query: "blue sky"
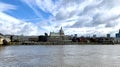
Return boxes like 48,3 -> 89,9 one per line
1,0 -> 48,22
0,0 -> 120,36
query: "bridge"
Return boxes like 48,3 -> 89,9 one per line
0,35 -> 11,46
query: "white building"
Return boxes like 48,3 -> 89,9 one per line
50,27 -> 64,37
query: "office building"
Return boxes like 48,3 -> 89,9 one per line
116,29 -> 120,38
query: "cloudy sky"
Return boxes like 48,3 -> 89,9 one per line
0,0 -> 120,37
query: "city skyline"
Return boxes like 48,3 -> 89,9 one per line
0,0 -> 120,37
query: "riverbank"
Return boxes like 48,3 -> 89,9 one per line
9,41 -> 116,45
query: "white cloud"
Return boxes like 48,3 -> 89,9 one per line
0,12 -> 40,35
21,0 -> 120,36
0,2 -> 41,36
0,2 -> 16,12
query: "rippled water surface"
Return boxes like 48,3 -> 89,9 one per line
0,45 -> 120,67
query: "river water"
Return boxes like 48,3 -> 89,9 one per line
0,45 -> 120,67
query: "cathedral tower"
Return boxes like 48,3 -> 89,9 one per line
59,27 -> 64,36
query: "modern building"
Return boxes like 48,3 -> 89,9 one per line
114,29 -> 120,43
107,34 -> 110,38
74,34 -> 77,38
116,29 -> 120,38
93,35 -> 96,38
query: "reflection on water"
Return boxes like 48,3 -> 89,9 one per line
0,45 -> 120,67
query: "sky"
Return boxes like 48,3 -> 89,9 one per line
0,0 -> 120,37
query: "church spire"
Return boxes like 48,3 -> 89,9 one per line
60,27 -> 63,31
59,27 -> 64,36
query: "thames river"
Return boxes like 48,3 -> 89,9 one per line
0,45 -> 120,67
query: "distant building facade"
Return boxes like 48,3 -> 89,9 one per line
116,29 -> 120,38
48,27 -> 70,42
93,35 -> 96,38
107,34 -> 110,38
114,29 -> 120,43
50,27 -> 64,37
38,36 -> 47,42
11,35 -> 38,42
